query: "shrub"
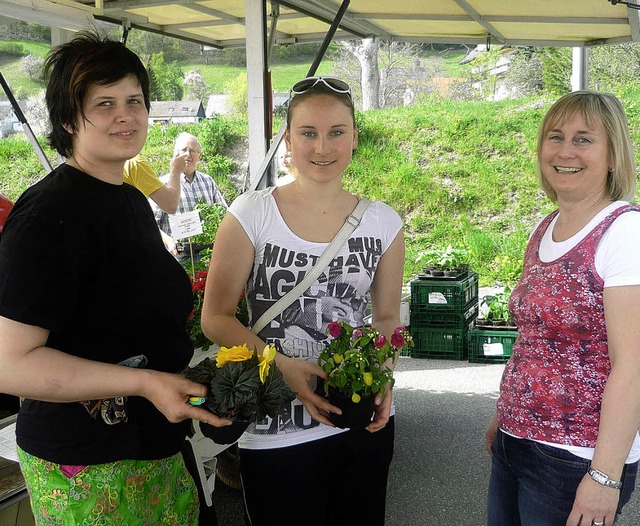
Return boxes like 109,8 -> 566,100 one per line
0,42 -> 25,57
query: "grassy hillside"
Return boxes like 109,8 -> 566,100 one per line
3,40 -> 640,287
0,93 -> 584,287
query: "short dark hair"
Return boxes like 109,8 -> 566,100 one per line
43,31 -> 151,158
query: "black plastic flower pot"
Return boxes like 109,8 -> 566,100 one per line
199,419 -> 251,445
327,386 -> 375,430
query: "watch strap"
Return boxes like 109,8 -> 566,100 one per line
588,467 -> 623,489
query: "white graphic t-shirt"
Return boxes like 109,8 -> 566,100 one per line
230,187 -> 403,450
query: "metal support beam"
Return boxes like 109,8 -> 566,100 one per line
246,0 -> 271,190
0,72 -> 52,174
571,47 -> 589,91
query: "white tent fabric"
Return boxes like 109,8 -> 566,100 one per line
1,0 -> 639,49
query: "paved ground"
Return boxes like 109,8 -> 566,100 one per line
211,357 -> 640,525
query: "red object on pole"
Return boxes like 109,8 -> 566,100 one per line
0,192 -> 13,233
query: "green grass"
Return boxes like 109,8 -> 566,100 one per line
187,61 -> 334,93
0,93 -> 606,287
2,40 -> 50,58
422,48 -> 469,77
0,41 -> 51,98
5,40 -> 640,288
0,58 -> 46,99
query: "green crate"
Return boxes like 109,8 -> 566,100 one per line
410,272 -> 478,311
409,326 -> 470,360
468,328 -> 518,364
411,301 -> 478,328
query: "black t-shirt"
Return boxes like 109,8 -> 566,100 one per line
0,164 -> 193,464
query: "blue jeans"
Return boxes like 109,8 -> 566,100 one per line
487,429 -> 638,526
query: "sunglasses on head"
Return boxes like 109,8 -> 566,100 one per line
289,77 -> 352,101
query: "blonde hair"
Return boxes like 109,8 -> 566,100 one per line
537,91 -> 636,202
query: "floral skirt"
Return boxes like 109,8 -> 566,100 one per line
17,447 -> 199,526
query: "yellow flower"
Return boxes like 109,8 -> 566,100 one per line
258,345 -> 277,383
216,344 -> 254,368
363,372 -> 373,386
333,353 -> 343,364
351,392 -> 361,404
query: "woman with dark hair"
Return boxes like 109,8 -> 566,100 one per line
201,77 -> 405,525
0,31 -> 228,524
486,91 -> 640,526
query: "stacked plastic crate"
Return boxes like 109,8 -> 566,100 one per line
468,328 -> 517,364
408,271 -> 479,360
468,289 -> 518,364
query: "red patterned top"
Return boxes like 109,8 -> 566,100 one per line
498,204 -> 639,447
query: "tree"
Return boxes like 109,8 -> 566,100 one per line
338,37 -> 380,110
20,54 -> 44,80
148,52 -> 184,100
467,48 -> 503,100
148,67 -> 160,101
378,42 -> 445,106
502,47 -> 543,97
225,73 -> 248,117
184,69 -> 209,101
23,90 -> 49,137
541,47 -> 571,95
589,43 -> 640,92
334,39 -> 445,109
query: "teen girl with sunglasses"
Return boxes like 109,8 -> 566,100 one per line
202,77 -> 405,525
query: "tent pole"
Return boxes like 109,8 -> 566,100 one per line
0,71 -> 53,174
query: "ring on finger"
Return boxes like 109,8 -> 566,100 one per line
593,521 -> 605,526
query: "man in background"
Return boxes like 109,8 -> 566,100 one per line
151,132 -> 228,256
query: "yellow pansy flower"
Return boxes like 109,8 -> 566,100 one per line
351,392 -> 361,404
363,372 -> 373,386
258,345 -> 277,383
216,344 -> 254,368
333,353 -> 343,364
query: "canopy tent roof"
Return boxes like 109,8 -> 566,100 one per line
2,0 -> 640,49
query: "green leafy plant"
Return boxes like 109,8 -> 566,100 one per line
482,287 -> 513,324
415,243 -> 470,270
318,322 -> 413,404
186,270 -> 210,350
185,270 -> 249,349
490,254 -> 523,286
185,344 -> 295,422
190,200 -> 226,247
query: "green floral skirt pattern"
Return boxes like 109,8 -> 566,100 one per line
17,447 -> 199,526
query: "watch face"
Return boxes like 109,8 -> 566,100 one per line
589,468 -> 621,488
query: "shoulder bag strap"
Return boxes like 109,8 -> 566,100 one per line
251,198 -> 371,335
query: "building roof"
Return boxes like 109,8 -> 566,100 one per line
149,100 -> 205,119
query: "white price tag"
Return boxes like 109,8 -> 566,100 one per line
169,210 -> 203,240
428,292 -> 448,305
483,342 -> 504,356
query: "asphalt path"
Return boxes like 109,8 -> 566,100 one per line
212,357 -> 640,525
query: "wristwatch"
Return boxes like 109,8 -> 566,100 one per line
588,467 -> 623,490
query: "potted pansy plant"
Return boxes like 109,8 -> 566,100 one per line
318,321 -> 414,429
185,344 -> 295,444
